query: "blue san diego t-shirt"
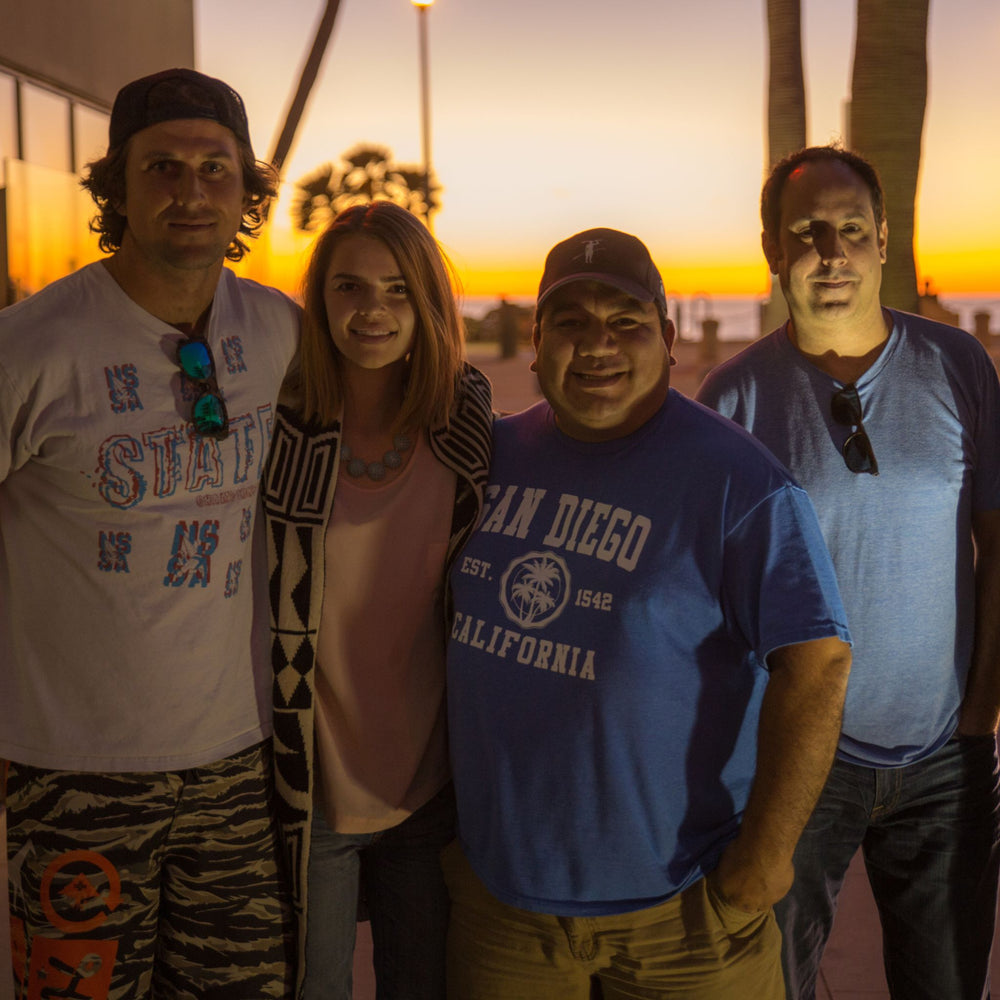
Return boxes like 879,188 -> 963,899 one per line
447,392 -> 849,915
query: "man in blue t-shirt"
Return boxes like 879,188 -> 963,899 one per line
697,146 -> 1000,1000
444,227 -> 853,999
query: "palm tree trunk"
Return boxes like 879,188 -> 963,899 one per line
849,0 -> 928,313
762,0 -> 807,334
267,0 -> 344,177
766,0 -> 807,165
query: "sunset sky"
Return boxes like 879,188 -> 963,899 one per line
195,0 -> 1000,302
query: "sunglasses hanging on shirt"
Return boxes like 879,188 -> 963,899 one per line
176,337 -> 230,440
830,384 -> 878,476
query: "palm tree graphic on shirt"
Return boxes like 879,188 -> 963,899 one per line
501,552 -> 570,628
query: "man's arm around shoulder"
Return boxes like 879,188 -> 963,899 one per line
712,635 -> 851,913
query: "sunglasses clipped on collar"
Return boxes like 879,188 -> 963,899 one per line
176,337 -> 230,440
830,384 -> 878,476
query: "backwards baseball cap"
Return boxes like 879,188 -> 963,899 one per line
109,68 -> 252,151
535,228 -> 668,319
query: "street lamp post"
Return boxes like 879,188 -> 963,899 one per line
411,0 -> 434,230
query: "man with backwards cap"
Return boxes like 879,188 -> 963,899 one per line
0,70 -> 298,995
443,228 -> 853,998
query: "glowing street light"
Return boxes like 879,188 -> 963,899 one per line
411,0 -> 434,230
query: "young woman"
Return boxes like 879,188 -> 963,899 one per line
262,201 -> 493,998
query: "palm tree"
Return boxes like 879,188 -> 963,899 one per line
766,0 -> 807,166
849,0 -> 929,313
510,557 -> 561,626
292,144 -> 442,232
761,0 -> 807,334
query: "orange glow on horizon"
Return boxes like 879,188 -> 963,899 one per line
234,189 -> 1000,303
238,234 -> 1000,304
454,262 -> 775,301
915,250 -> 1000,297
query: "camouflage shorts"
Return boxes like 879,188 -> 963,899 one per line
5,741 -> 293,999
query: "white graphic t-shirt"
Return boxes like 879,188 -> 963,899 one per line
0,262 -> 299,770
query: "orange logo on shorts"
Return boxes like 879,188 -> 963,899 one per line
39,851 -> 122,934
27,938 -> 116,1000
10,916 -> 27,986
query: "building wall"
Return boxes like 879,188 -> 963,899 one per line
0,0 -> 195,304
0,0 -> 195,109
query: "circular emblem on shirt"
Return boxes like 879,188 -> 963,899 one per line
499,551 -> 571,629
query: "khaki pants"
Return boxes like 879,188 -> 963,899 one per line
442,840 -> 784,1000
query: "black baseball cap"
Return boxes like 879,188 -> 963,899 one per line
535,228 -> 668,319
109,68 -> 252,151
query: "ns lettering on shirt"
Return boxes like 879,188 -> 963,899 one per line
90,334 -> 275,591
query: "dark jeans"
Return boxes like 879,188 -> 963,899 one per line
303,782 -> 455,1000
776,734 -> 1000,1000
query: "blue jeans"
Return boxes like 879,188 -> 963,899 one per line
303,782 -> 455,1000
776,734 -> 1000,1000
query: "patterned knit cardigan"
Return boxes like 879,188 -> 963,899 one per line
261,364 -> 493,995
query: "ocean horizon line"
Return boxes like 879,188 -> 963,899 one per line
460,292 -> 1000,341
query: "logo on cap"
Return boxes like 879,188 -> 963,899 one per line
580,240 -> 603,264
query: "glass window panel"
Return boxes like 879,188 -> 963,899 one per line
73,104 -> 110,172
5,158 -> 102,302
0,72 -> 16,185
21,83 -> 71,173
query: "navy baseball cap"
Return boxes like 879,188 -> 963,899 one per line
109,68 -> 252,151
536,228 -> 668,319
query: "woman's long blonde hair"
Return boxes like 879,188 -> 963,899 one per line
296,201 -> 465,431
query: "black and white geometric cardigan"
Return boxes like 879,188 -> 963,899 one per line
260,364 -> 493,995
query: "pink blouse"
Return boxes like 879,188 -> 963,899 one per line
313,432 -> 458,833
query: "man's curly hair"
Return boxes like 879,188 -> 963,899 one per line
80,138 -> 278,262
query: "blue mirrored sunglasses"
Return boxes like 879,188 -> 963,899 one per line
176,338 -> 230,440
